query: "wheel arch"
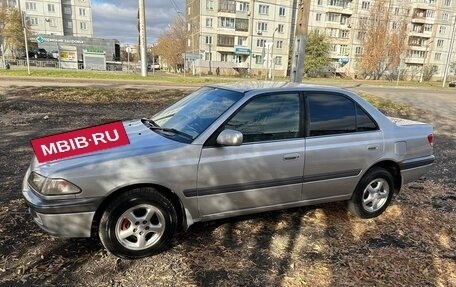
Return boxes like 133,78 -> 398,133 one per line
91,183 -> 186,236
365,160 -> 402,193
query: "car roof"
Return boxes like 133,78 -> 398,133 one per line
207,81 -> 344,94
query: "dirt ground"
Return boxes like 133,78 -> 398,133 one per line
0,86 -> 455,287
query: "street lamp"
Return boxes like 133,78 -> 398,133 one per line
21,11 -> 31,75
270,27 -> 279,80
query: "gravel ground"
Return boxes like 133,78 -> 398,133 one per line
0,86 -> 454,287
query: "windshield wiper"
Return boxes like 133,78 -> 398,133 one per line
149,127 -> 194,140
141,118 -> 159,128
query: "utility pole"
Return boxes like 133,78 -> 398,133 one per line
21,12 -> 31,75
138,0 -> 147,77
442,16 -> 456,88
290,0 -> 311,83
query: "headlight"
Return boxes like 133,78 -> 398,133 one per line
28,172 -> 46,192
28,172 -> 81,195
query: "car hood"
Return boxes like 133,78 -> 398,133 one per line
32,120 -> 186,175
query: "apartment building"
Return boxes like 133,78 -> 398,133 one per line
187,0 -> 456,79
1,0 -> 93,37
308,0 -> 456,79
187,0 -> 297,76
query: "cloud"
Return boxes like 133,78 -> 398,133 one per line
92,0 -> 184,44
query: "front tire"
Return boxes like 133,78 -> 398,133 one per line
99,188 -> 177,259
348,167 -> 395,219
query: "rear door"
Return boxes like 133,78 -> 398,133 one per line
196,92 -> 305,217
302,92 -> 384,200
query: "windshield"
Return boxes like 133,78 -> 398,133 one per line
151,87 -> 244,141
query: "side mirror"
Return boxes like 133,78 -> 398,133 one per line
216,129 -> 243,146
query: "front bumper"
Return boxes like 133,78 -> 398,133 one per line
22,169 -> 102,237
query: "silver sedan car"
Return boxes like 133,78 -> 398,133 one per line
23,82 -> 434,258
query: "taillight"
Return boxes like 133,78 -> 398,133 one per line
427,134 -> 434,146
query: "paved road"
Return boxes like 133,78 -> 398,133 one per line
1,77 -> 454,119
348,85 -> 456,120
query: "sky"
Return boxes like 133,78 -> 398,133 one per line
91,0 -> 185,45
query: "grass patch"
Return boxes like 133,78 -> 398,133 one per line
359,92 -> 418,117
33,86 -> 188,104
0,67 -> 238,84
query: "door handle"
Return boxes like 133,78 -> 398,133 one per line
283,153 -> 300,160
367,145 -> 379,151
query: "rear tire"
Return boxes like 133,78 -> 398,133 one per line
99,187 -> 177,259
348,167 -> 395,219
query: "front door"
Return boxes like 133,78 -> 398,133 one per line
196,92 -> 305,217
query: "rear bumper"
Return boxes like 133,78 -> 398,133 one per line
400,156 -> 434,185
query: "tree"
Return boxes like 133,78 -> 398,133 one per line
155,18 -> 186,72
360,0 -> 408,80
303,30 -> 331,77
0,6 -> 32,59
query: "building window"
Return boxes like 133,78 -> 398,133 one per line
317,0 -> 323,5
206,0 -> 214,10
328,0 -> 346,7
442,12 -> 449,21
326,13 -> 340,22
80,22 -> 87,30
426,10 -> 434,18
444,0 -> 452,5
188,39 -> 191,47
217,34 -> 235,47
259,4 -> 269,15
64,7 -> 71,14
357,31 -> 365,40
439,26 -> 446,34
257,22 -> 268,32
237,36 -> 246,46
257,39 -> 266,47
29,17 -> 38,25
221,53 -> 229,62
48,18 -> 57,27
25,2 -> 36,10
435,53 -> 441,61
339,44 -> 348,55
275,56 -> 282,65
206,18 -> 213,27
79,8 -> 86,16
355,46 -> 363,54
187,6 -> 191,15
237,1 -> 249,11
394,7 -> 399,15
326,28 -> 338,37
339,30 -> 349,38
187,23 -> 191,31
219,0 -> 236,13
219,17 -> 235,29
424,24 -> 432,32
278,7 -> 285,16
235,18 -> 249,31
48,4 -> 55,12
437,39 -> 444,47
66,21 -> 73,28
361,1 -> 370,10
205,36 -> 212,44
277,24 -> 284,33
255,55 -> 263,64
316,13 -> 321,21
276,40 -> 283,49
425,0 -> 436,3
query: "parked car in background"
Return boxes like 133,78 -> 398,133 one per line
22,82 -> 434,259
28,48 -> 48,59
449,81 -> 456,87
48,50 -> 59,60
